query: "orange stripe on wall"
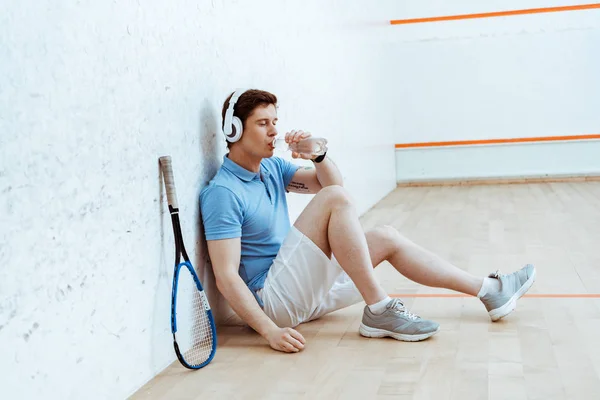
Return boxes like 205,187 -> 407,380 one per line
395,134 -> 600,149
391,293 -> 600,298
390,3 -> 600,25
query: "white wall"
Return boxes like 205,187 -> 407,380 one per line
387,1 -> 600,181
0,1 -> 401,399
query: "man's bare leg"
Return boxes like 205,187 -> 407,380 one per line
293,186 -> 387,305
363,225 -> 536,322
294,186 -> 534,327
364,226 -> 483,296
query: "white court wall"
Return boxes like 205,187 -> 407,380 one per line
387,1 -> 600,181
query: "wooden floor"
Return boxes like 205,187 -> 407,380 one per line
131,182 -> 600,400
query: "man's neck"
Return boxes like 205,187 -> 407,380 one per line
227,147 -> 262,173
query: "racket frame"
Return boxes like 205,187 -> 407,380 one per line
160,156 -> 217,370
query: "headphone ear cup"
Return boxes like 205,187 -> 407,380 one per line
227,116 -> 243,143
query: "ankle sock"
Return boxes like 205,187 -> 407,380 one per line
477,277 -> 500,298
368,296 -> 392,314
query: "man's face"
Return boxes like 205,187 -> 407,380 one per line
238,104 -> 279,158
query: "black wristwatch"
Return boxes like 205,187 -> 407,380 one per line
312,151 -> 327,163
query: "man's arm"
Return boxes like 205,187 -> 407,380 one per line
313,155 -> 343,187
286,157 -> 342,194
207,238 -> 305,353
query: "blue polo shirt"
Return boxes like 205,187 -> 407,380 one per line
200,155 -> 300,298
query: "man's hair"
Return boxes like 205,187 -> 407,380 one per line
221,89 -> 278,148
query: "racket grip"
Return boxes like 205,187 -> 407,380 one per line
159,156 -> 179,209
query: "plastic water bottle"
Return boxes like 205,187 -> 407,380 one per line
274,137 -> 328,158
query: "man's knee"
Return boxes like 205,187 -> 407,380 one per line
316,185 -> 352,208
372,225 -> 410,247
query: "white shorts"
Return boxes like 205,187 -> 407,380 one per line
257,226 -> 363,328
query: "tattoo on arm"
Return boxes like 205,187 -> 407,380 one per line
288,181 -> 311,193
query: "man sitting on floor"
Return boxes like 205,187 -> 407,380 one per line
200,89 -> 536,353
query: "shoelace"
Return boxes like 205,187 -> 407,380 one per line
389,298 -> 420,321
489,269 -> 502,278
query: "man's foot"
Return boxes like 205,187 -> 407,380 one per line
359,298 -> 440,342
480,264 -> 536,321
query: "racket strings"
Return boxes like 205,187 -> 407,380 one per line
176,270 -> 215,366
185,290 -> 214,364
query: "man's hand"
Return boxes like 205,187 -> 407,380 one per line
265,326 -> 306,353
285,129 -> 314,160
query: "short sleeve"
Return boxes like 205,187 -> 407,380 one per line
200,185 -> 244,240
271,157 -> 300,187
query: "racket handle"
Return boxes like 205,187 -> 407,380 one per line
159,156 -> 179,209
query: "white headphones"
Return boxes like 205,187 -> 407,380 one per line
223,88 -> 248,143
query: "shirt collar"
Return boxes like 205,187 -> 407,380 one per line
222,155 -> 261,182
